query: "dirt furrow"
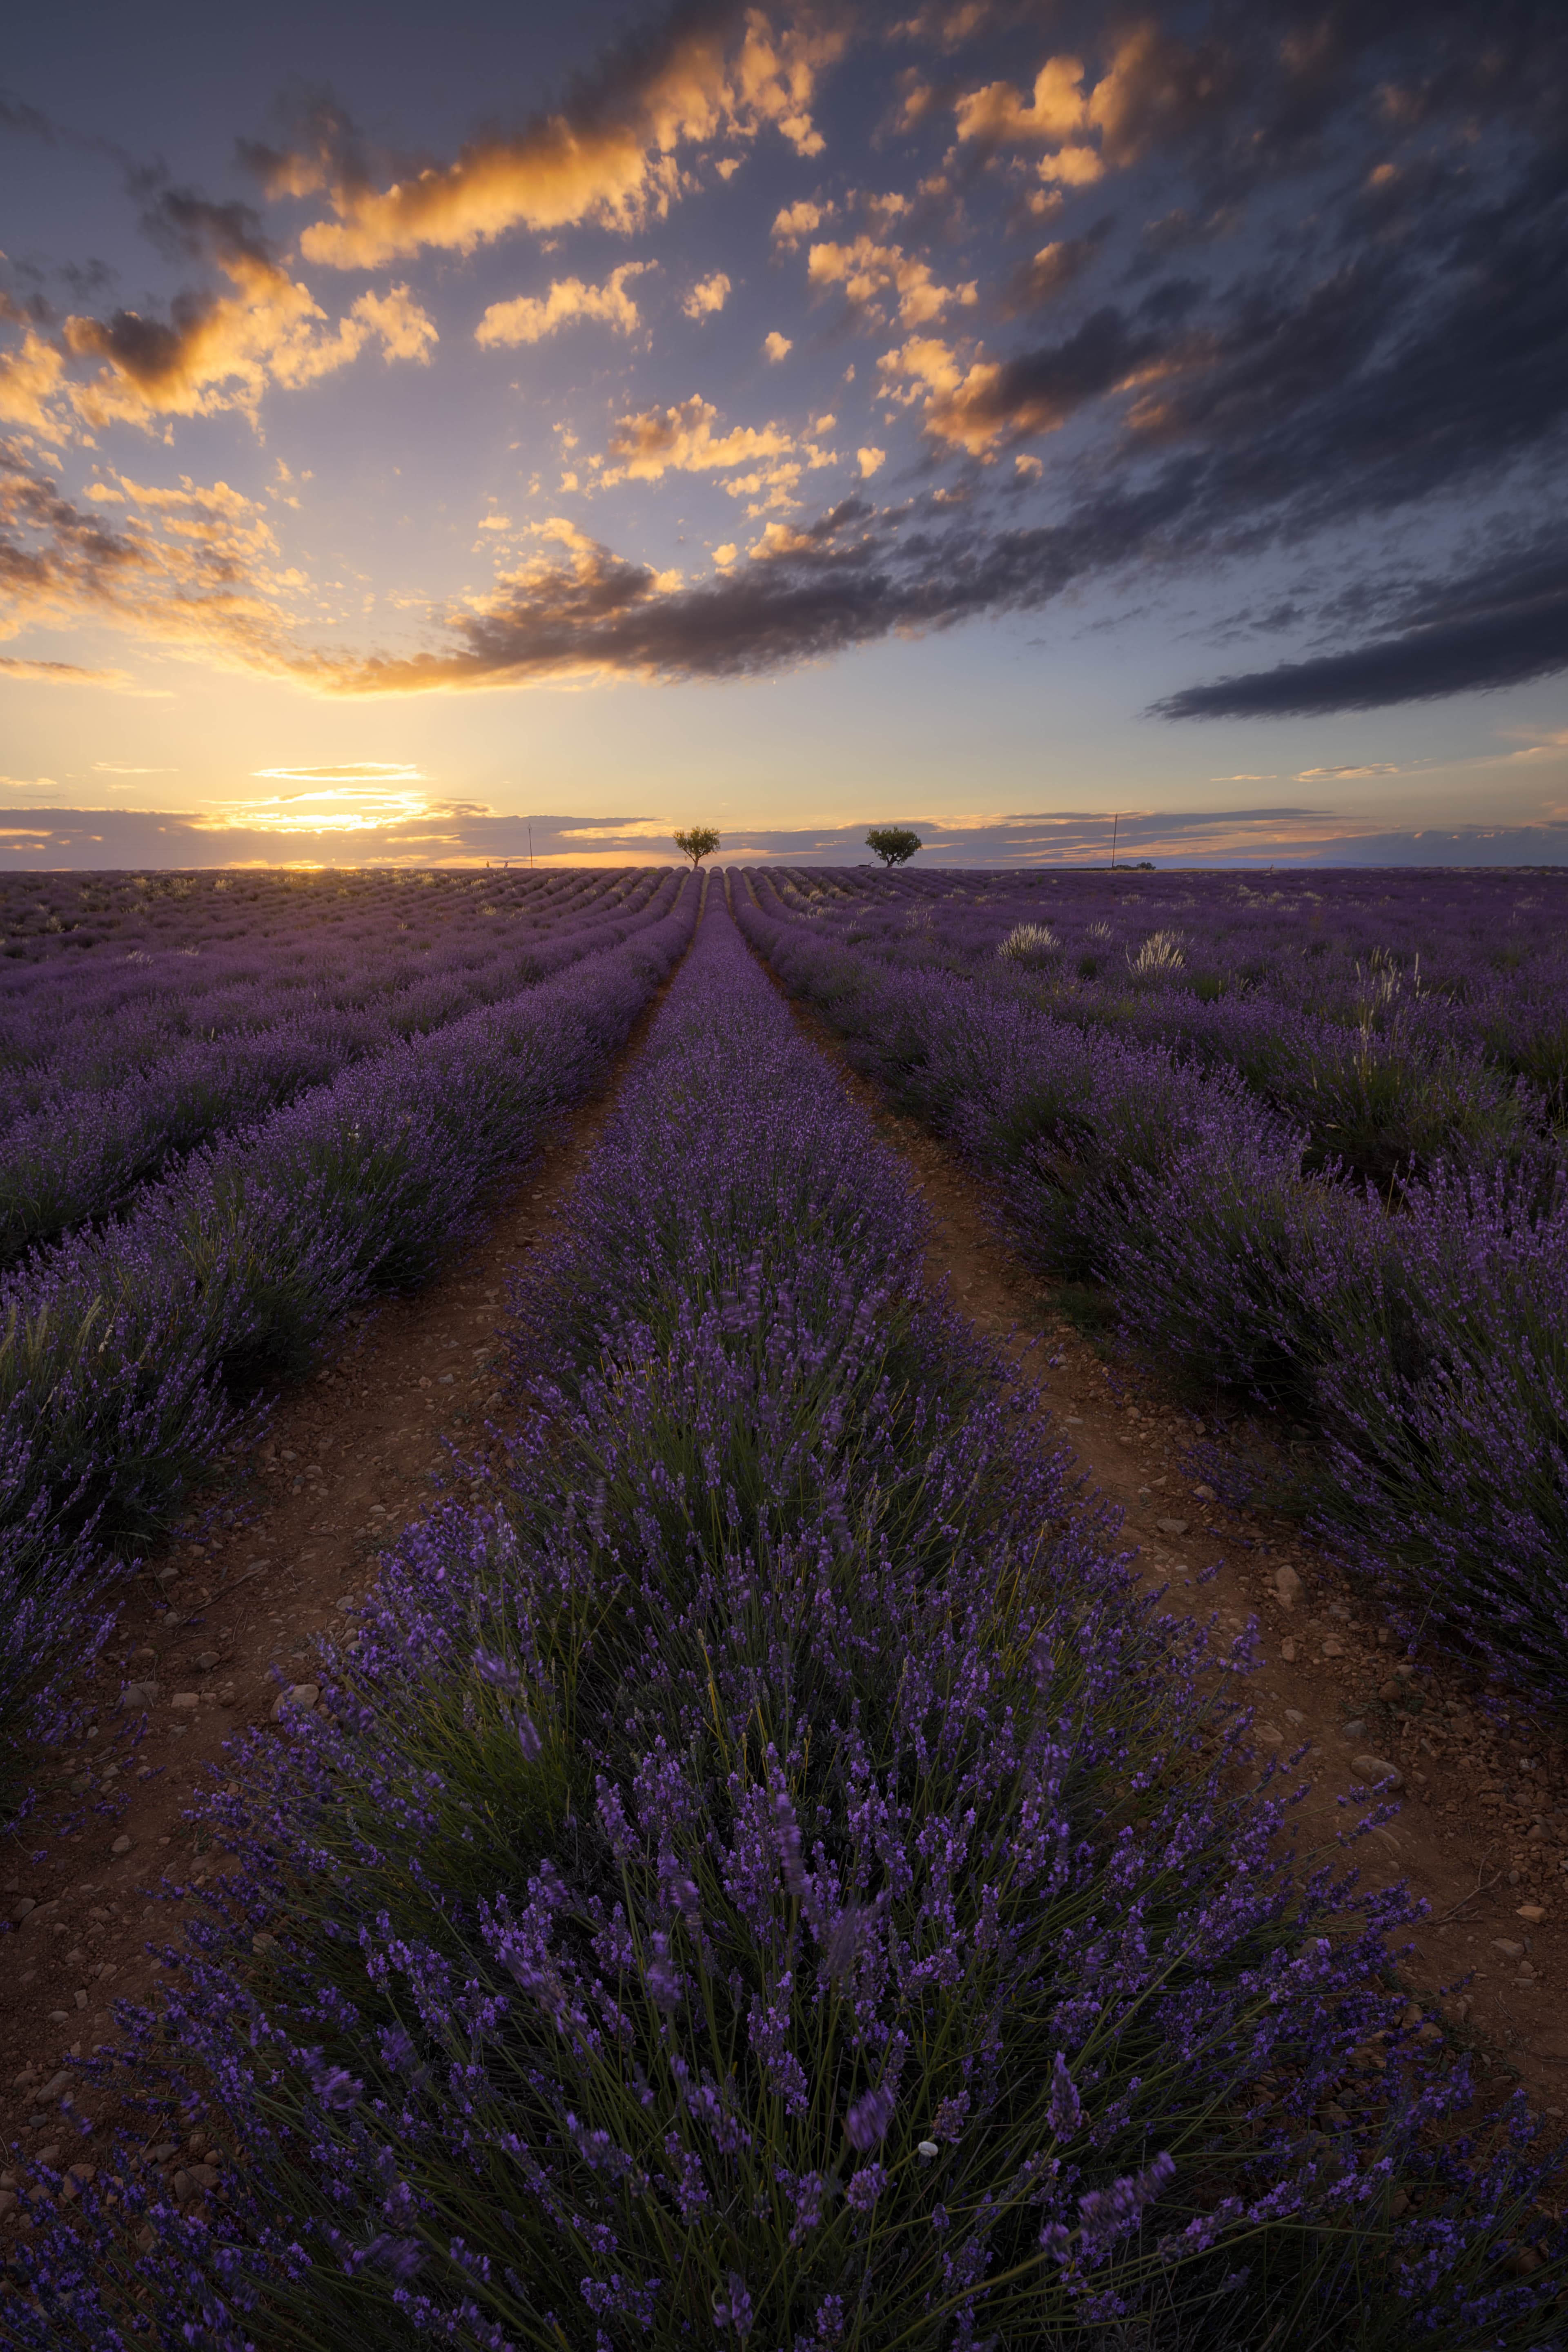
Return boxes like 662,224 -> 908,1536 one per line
0,944 -> 693,2166
764,974 -> 1568,2123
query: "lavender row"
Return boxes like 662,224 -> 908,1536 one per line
0,877 -> 696,1820
738,878 -> 1568,1712
0,869 -> 659,1121
18,889 -> 1561,2347
766,872 -> 1561,1188
0,874 -> 676,1265
0,864 -> 612,989
771,866 -> 1568,1048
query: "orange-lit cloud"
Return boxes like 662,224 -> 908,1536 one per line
806,235 -> 976,325
0,654 -> 136,688
879,305 -> 1164,456
953,52 -> 1104,186
772,197 -> 832,249
58,258 -> 435,430
290,11 -> 844,270
953,24 -> 1221,193
954,55 -> 1091,144
0,445 -> 312,679
682,271 -> 733,319
594,395 -> 796,486
475,262 -> 651,347
877,335 -> 1006,454
199,776 -> 442,833
0,332 -> 69,432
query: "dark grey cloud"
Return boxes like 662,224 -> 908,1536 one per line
1154,538 -> 1568,717
0,90 -> 61,143
1002,219 -> 1115,312
138,187 -> 277,270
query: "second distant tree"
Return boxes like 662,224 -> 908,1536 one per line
865,826 -> 922,868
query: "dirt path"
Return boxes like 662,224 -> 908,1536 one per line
759,973 -> 1568,2122
0,942 -> 694,2178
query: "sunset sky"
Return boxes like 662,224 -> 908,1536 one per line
2,0 -> 1565,866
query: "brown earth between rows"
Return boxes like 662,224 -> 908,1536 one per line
766,978 -> 1568,2131
0,950 -> 688,2196
2,912 -> 1564,2230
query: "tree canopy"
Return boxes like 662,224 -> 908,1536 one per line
673,827 -> 721,868
865,826 -> 922,868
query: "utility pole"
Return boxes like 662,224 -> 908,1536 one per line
1110,812 -> 1119,870
528,824 -> 534,870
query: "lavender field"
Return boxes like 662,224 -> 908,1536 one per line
0,868 -> 694,1813
741,867 -> 1568,1713
5,869 -> 1568,2347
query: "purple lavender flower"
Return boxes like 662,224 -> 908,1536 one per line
819,1904 -> 865,1982
713,2272 -> 753,2336
377,2023 -> 417,2074
844,2164 -> 888,2212
365,2232 -> 425,2281
472,1648 -> 521,1692
1047,2051 -> 1082,2138
1077,2149 -> 1177,2256
772,1785 -> 807,1897
844,2085 -> 895,2152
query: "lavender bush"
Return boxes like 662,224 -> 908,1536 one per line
0,876 -> 695,1822
0,869 -> 673,1260
13,895 -> 1563,2348
737,874 -> 1568,1709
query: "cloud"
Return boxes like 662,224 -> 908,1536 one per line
92,761 -> 178,772
1294,763 -> 1402,781
7,1 -> 1568,726
476,262 -> 651,347
682,271 -> 731,318
763,329 -> 793,361
954,55 -> 1094,146
4,196 -> 434,430
0,331 -> 69,430
349,284 -> 438,364
594,396 -> 795,486
24,800 -> 1560,873
252,761 -> 426,782
1154,541 -> 1568,719
282,9 -> 843,270
857,446 -> 886,477
953,52 -> 1104,187
61,268 -> 436,427
0,439 -> 314,677
1004,223 -> 1113,312
200,780 -> 450,834
880,308 -> 1166,457
771,197 -> 832,250
0,653 -> 136,687
806,236 -> 976,326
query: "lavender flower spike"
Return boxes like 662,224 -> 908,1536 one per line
1047,2051 -> 1082,2138
845,2085 -> 895,2152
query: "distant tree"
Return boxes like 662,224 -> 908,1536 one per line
674,827 -> 721,868
866,826 -> 922,868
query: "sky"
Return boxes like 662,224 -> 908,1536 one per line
2,0 -> 1566,869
